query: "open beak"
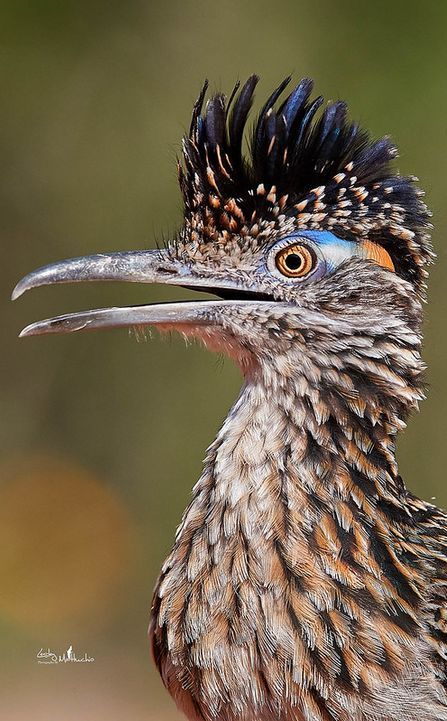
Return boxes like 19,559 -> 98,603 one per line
11,248 -> 259,337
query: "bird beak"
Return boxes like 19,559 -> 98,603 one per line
11,249 -> 250,338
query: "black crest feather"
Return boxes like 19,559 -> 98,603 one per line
179,75 -> 432,295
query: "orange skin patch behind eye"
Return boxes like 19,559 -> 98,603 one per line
360,240 -> 395,272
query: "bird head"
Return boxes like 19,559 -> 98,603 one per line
13,76 -> 432,395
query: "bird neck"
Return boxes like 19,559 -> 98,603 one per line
202,365 -> 418,517
173,331 -> 426,609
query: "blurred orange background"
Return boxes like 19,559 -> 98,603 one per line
2,1 -> 447,719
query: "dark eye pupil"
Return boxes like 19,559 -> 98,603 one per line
285,253 -> 303,271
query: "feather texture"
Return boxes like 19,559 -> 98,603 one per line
179,76 -> 432,295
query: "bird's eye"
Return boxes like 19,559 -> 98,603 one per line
275,244 -> 316,278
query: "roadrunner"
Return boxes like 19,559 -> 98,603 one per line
13,76 -> 447,721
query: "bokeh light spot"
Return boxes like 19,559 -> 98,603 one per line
0,455 -> 135,629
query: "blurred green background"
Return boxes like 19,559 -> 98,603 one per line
2,1 -> 446,718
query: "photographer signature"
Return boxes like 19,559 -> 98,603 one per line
36,644 -> 95,664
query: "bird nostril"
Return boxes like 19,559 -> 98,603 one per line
156,265 -> 177,276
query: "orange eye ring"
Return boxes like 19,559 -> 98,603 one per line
275,244 -> 316,278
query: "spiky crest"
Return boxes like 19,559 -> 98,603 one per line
178,75 -> 432,295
